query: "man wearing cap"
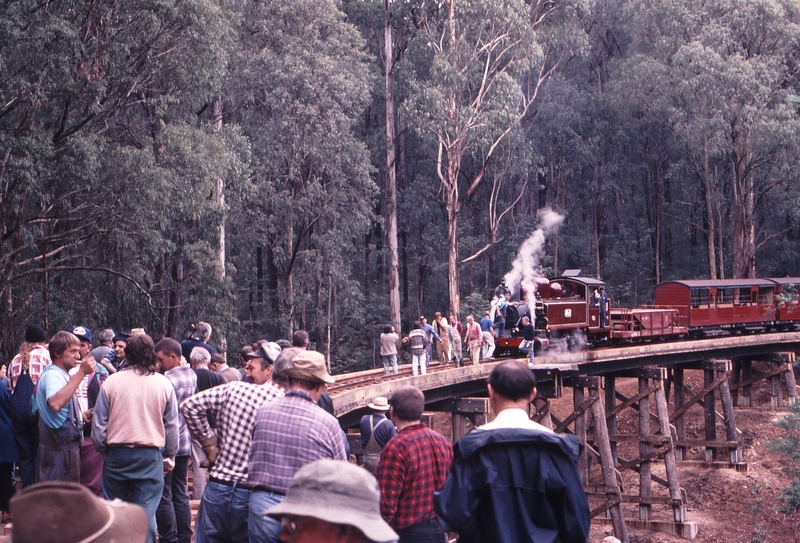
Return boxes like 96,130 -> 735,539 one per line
375,386 -> 453,543
7,324 -> 51,488
181,341 -> 285,543
100,332 -> 129,371
246,349 -> 346,543
154,338 -> 198,543
359,396 -> 396,474
265,459 -> 398,543
480,310 -> 495,360
10,481 -> 149,543
434,360 -> 590,543
36,331 -> 96,483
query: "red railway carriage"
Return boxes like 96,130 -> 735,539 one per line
769,277 -> 800,329
653,279 -> 776,333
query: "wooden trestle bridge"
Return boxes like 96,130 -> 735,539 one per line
329,332 -> 800,543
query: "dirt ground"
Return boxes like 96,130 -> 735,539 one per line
431,365 -> 799,543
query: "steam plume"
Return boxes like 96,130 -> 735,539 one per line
503,208 -> 564,302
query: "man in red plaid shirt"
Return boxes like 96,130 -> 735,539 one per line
375,386 -> 453,543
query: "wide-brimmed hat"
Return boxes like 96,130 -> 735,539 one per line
10,481 -> 148,543
283,350 -> 335,384
265,459 -> 398,543
369,396 -> 390,411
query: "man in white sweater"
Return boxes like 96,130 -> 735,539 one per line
92,333 -> 179,543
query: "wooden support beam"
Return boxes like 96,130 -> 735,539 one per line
717,365 -> 741,463
673,368 -> 686,460
589,386 -> 629,543
655,375 -> 688,522
742,359 -> 753,407
605,376 -> 618,467
574,386 -> 588,483
555,397 -> 597,434
532,397 -> 553,430
670,378 -> 726,422
704,367 -> 717,462
639,377 -> 652,521
427,397 -> 489,413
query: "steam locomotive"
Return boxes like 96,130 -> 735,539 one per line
494,271 -> 800,356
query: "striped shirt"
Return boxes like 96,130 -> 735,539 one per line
247,389 -> 346,493
180,380 -> 284,483
164,365 -> 198,457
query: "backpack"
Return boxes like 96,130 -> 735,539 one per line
10,368 -> 37,429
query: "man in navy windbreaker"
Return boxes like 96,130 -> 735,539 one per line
434,360 -> 590,543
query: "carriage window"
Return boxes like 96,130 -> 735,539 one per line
760,287 -> 775,305
736,287 -> 751,306
777,284 -> 798,304
691,288 -> 709,308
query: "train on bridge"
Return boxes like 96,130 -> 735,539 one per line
495,273 -> 800,356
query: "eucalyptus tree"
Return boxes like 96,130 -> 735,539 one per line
0,0 -> 245,351
618,0 -> 800,279
400,0 -> 588,317
227,0 -> 376,351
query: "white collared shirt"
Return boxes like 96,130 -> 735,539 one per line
478,407 -> 553,433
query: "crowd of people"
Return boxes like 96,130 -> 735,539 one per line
0,319 -> 591,543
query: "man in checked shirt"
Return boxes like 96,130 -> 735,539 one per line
246,349 -> 347,543
375,386 -> 453,543
180,341 -> 286,543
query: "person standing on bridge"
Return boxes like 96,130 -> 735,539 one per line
464,315 -> 482,366
376,386 -> 453,543
480,311 -> 495,360
380,325 -> 400,376
180,341 -> 285,543
246,350 -> 346,543
434,360 -> 590,543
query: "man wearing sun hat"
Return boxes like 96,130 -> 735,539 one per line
10,481 -> 149,543
247,349 -> 347,543
265,458 -> 398,543
359,396 -> 396,474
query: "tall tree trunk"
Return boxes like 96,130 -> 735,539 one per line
385,0 -> 401,331
731,124 -> 756,278
213,99 -> 227,352
701,138 -> 718,279
445,142 -> 461,319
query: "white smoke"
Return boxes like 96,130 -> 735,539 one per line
503,208 -> 564,303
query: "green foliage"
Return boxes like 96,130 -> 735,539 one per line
767,403 -> 800,536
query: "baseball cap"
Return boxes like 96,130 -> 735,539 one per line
284,350 -> 334,384
265,459 -> 398,543
70,326 -> 92,343
10,481 -> 148,543
244,341 -> 281,365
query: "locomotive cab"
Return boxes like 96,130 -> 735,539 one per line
539,274 -> 610,344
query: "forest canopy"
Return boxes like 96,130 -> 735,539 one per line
1,0 -> 799,369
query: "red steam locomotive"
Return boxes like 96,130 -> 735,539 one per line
494,272 -> 800,356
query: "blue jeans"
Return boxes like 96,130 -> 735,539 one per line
195,480 -> 250,543
248,489 -> 284,543
396,518 -> 448,543
103,446 -> 164,543
156,455 -> 192,543
382,354 -> 398,375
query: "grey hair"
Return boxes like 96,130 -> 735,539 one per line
192,322 -> 212,342
98,328 -> 115,344
190,346 -> 211,366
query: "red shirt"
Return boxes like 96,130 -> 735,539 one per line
375,423 -> 454,530
465,322 -> 481,341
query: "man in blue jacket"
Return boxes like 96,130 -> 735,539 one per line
434,360 -> 590,543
